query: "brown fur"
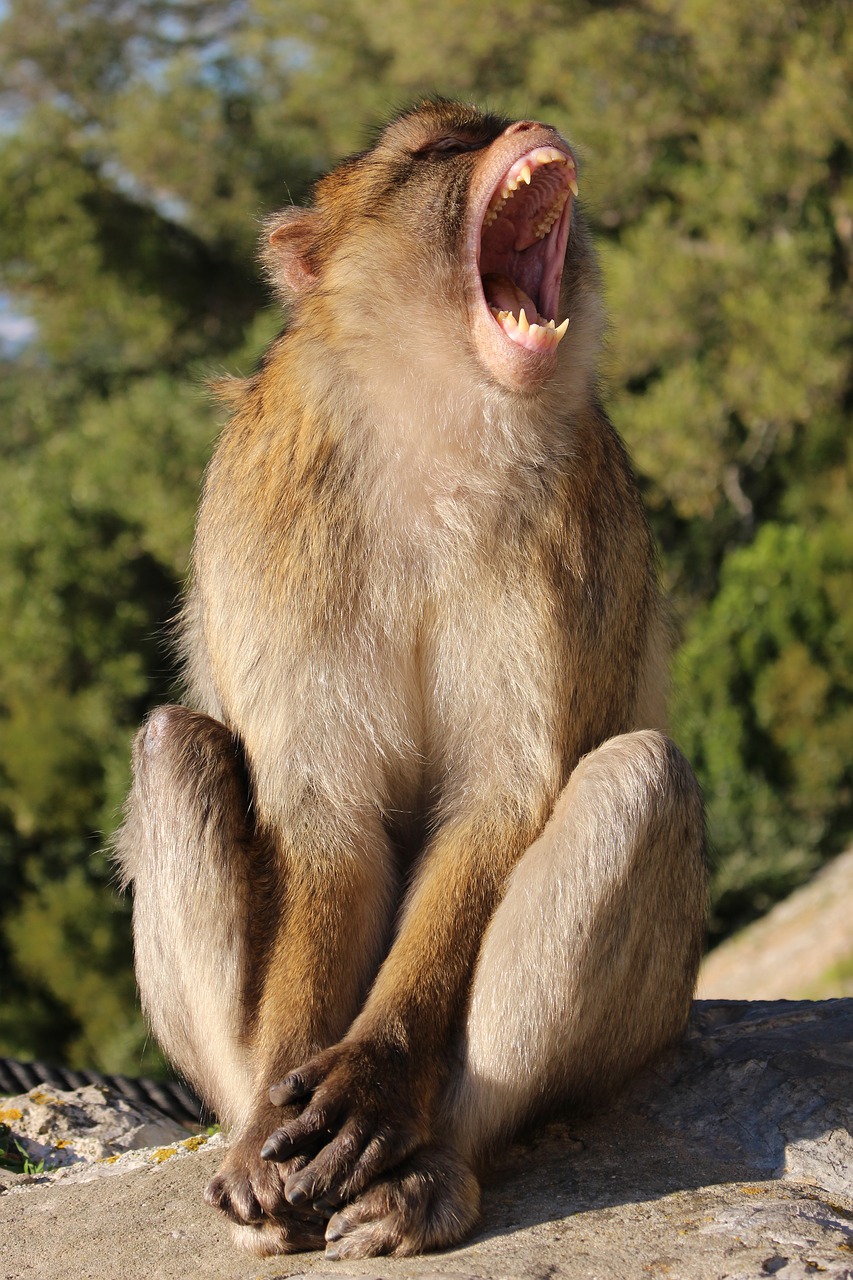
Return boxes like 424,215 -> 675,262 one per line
116,100 -> 707,1260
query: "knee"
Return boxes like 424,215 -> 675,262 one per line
133,705 -> 234,776
134,705 -> 185,761
553,731 -> 706,886
574,730 -> 702,819
578,728 -> 672,777
118,706 -> 247,886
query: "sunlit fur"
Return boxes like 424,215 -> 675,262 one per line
116,101 -> 707,1261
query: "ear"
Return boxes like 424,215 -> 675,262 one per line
261,208 -> 321,296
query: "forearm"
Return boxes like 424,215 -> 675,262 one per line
352,809 -> 539,1057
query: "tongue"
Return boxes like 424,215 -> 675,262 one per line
482,272 -> 539,324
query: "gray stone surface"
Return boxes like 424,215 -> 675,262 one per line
0,1081 -> 193,1181
1,1000 -> 852,1280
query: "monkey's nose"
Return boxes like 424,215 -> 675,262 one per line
504,120 -> 539,136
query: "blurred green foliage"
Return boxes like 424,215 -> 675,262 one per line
0,0 -> 851,1071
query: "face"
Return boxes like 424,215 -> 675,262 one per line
276,102 -> 590,395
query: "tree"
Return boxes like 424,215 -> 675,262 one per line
674,512 -> 853,939
0,0 -> 851,1071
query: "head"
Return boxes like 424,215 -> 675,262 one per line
263,100 -> 603,401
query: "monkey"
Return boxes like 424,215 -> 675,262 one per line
116,99 -> 707,1262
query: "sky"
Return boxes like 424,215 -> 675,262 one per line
0,296 -> 36,352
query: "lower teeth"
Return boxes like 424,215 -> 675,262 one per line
488,307 -> 570,346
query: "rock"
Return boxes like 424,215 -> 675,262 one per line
0,1082 -> 217,1186
630,999 -> 853,1200
1,1000 -> 852,1279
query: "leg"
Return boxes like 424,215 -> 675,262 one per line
324,730 -> 706,1257
449,728 -> 707,1161
116,705 -> 397,1256
115,706 -> 257,1128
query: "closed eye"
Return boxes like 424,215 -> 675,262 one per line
418,135 -> 488,156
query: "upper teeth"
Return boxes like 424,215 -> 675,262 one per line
483,148 -> 577,233
532,190 -> 569,238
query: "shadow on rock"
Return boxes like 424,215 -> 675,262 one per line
477,998 -> 853,1242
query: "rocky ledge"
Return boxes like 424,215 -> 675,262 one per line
1,999 -> 852,1280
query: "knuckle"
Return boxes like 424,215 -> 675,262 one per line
339,1129 -> 361,1159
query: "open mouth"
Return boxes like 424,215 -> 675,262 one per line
478,145 -> 577,354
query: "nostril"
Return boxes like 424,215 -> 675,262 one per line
506,120 -> 537,135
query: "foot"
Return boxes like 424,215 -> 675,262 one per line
204,1132 -> 327,1256
322,1146 -> 480,1259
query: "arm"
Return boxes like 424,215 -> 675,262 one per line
261,804 -> 543,1208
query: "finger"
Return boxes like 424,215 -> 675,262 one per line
325,1202 -> 402,1260
312,1130 -> 399,1210
325,1200 -> 373,1242
284,1121 -> 363,1206
260,1100 -> 336,1162
204,1173 -> 263,1224
269,1060 -> 324,1107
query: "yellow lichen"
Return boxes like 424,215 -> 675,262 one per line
54,1139 -> 72,1149
181,1135 -> 208,1152
151,1146 -> 177,1162
0,1108 -> 23,1121
30,1091 -> 57,1106
101,1154 -> 122,1164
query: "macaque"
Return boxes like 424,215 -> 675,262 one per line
117,100 -> 707,1261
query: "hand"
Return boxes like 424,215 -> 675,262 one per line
261,1037 -> 432,1211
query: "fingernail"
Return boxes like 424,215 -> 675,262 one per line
260,1139 -> 279,1160
286,1184 -> 307,1205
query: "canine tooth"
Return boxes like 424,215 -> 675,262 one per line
569,178 -> 579,197
555,318 -> 570,342
519,163 -> 532,185
517,309 -> 530,334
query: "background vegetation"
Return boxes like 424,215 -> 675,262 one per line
0,0 -> 851,1075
